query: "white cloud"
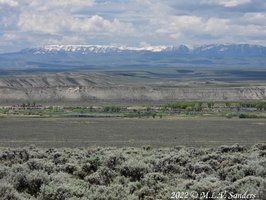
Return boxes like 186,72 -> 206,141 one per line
28,0 -> 95,11
2,32 -> 20,40
218,0 -> 251,7
0,0 -> 18,7
154,15 -> 230,39
202,0 -> 252,7
18,12 -> 134,35
17,0 -> 134,36
72,15 -> 134,34
1,0 -> 266,51
48,0 -> 94,7
18,12 -> 66,34
40,36 -> 86,46
242,12 -> 266,25
204,18 -> 230,35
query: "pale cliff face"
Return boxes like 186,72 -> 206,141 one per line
0,73 -> 265,104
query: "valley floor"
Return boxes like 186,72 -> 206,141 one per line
0,118 -> 265,148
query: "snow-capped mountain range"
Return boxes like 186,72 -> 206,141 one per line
43,45 -> 173,53
23,44 -> 184,55
1,44 -> 266,71
21,44 -> 266,57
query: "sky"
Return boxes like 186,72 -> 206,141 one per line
0,0 -> 266,52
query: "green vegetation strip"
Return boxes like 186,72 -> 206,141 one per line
0,101 -> 265,119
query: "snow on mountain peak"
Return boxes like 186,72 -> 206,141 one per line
43,44 -> 172,53
22,43 -> 266,57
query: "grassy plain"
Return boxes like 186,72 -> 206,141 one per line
0,117 -> 265,148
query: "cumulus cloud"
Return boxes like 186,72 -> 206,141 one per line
201,0 -> 252,7
45,0 -> 94,7
154,15 -> 230,40
72,15 -> 134,34
18,12 -> 65,34
241,12 -> 266,25
2,32 -> 20,40
28,0 -> 95,12
18,12 -> 134,35
217,0 -> 252,7
0,0 -> 266,52
18,0 -> 134,34
0,0 -> 18,7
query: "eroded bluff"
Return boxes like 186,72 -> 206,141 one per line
0,73 -> 265,104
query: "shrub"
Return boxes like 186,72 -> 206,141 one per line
259,150 -> 266,157
193,162 -> 214,175
85,167 -> 116,185
142,145 -> 152,151
219,144 -> 245,153
142,173 -> 167,187
201,153 -> 221,162
88,185 -> 128,200
154,158 -> 183,174
239,113 -> 266,119
219,154 -> 246,168
41,185 -> 73,200
253,143 -> 266,151
0,149 -> 29,164
205,159 -> 220,171
167,102 -> 197,110
255,159 -> 266,177
140,172 -> 168,198
218,164 -> 246,182
181,163 -> 195,179
53,152 -> 68,165
40,172 -> 89,200
64,163 -> 78,174
120,160 -> 150,181
105,153 -> 125,170
153,151 -> 189,174
0,165 -> 9,179
136,186 -> 156,200
26,159 -> 54,174
128,181 -> 142,194
258,182 -> 266,200
0,182 -> 24,200
13,171 -> 49,197
82,157 -> 101,174
188,177 -> 222,198
225,112 -> 233,118
231,176 -> 266,195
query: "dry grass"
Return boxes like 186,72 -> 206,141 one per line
0,118 -> 265,148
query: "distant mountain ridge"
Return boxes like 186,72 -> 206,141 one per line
20,44 -> 266,57
0,44 -> 266,103
1,43 -> 266,72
